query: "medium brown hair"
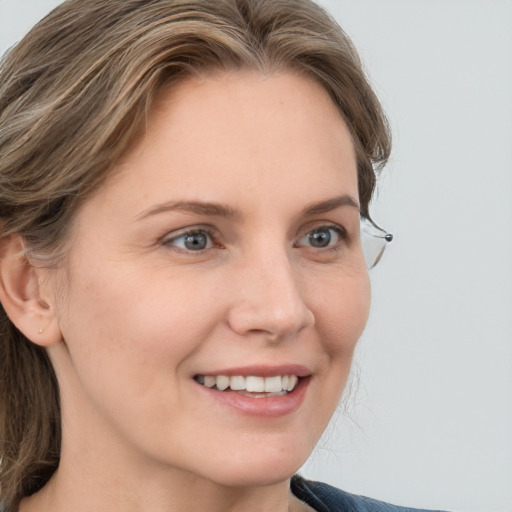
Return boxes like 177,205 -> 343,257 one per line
0,0 -> 391,509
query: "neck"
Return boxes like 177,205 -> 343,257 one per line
20,469 -> 298,512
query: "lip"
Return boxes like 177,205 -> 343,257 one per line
196,364 -> 311,378
193,365 -> 312,418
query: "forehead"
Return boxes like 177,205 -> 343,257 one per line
149,70 -> 355,164
87,71 -> 358,221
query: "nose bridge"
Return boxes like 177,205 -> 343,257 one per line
227,241 -> 314,339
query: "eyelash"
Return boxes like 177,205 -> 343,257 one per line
160,224 -> 348,254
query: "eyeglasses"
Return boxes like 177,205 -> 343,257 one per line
360,215 -> 393,269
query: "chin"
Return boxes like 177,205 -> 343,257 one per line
185,435 -> 314,489
205,462 -> 303,489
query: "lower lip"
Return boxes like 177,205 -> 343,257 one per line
195,377 -> 310,418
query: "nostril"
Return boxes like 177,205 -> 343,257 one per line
227,300 -> 314,340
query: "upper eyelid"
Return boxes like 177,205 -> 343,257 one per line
159,225 -> 218,242
296,222 -> 347,239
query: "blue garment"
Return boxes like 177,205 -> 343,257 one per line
291,475 -> 448,512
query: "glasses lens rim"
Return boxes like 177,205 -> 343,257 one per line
360,215 -> 392,269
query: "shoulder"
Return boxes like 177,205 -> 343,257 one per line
291,475 -> 448,512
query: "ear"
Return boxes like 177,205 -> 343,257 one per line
0,235 -> 62,346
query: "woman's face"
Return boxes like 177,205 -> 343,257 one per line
46,71 -> 370,487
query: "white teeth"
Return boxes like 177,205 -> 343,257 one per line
216,375 -> 230,391
197,374 -> 300,393
285,375 -> 298,392
264,376 -> 282,392
230,375 -> 245,390
204,376 -> 216,388
246,376 -> 265,392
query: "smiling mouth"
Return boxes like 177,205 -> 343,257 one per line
194,374 -> 300,396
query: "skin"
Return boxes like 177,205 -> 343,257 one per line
17,71 -> 370,512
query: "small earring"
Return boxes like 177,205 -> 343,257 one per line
38,327 -> 44,334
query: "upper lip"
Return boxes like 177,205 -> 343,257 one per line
195,364 -> 311,378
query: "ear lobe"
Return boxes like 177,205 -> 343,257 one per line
0,235 -> 62,346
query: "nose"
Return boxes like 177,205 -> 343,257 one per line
226,247 -> 315,341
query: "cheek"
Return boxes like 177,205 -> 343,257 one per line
312,269 -> 371,356
51,267 -> 215,437
56,263 -> 221,382
301,269 -> 370,440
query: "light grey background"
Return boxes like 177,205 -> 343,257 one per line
1,2 -> 511,512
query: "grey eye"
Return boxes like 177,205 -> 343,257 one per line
165,230 -> 213,251
183,232 -> 208,250
307,228 -> 332,248
297,226 -> 344,249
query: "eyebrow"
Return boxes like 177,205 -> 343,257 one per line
136,194 -> 360,222
135,200 -> 243,221
301,194 -> 360,216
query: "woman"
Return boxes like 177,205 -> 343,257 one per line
0,1 -> 443,511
